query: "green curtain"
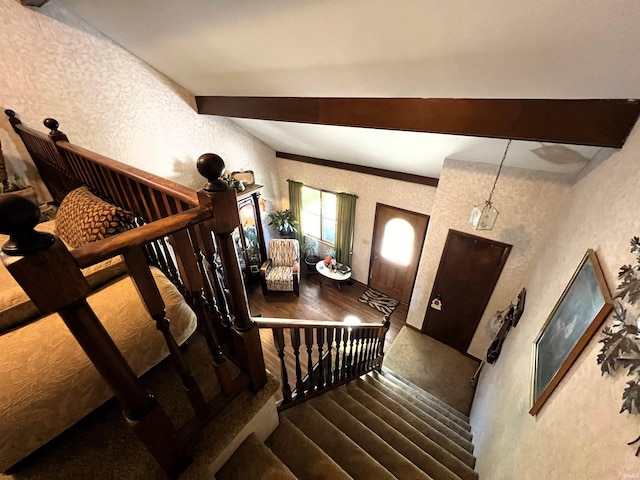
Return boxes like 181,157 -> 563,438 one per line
335,192 -> 357,266
287,180 -> 304,243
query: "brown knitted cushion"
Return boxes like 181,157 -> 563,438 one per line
55,186 -> 136,248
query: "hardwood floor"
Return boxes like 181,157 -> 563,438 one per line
245,272 -> 407,401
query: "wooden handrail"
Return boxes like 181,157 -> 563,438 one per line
71,206 -> 212,268
255,318 -> 387,329
56,141 -> 199,207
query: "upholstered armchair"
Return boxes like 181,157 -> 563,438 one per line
260,239 -> 300,296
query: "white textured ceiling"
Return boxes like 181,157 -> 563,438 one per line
58,0 -> 640,179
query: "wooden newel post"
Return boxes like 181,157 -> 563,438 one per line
196,153 -> 267,392
0,194 -> 188,478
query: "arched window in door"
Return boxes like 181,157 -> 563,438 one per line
380,218 -> 414,266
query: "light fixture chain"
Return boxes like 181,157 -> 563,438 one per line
487,139 -> 512,204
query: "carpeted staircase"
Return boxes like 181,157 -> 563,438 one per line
216,367 -> 478,480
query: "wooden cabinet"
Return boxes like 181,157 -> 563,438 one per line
233,184 -> 267,281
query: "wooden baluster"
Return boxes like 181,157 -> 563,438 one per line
355,329 -> 365,375
366,330 -> 376,371
159,238 -> 182,289
273,328 -> 292,403
305,327 -> 315,393
0,195 -> 187,477
347,328 -> 356,379
197,221 -> 233,328
196,154 -> 267,392
360,330 -> 370,373
316,327 -> 325,390
356,329 -> 365,376
377,316 -> 391,370
290,328 -> 304,398
365,330 -> 376,370
334,327 -> 342,383
325,327 -> 334,386
342,327 -> 350,380
122,247 -> 208,418
189,226 -> 228,344
170,229 -> 233,395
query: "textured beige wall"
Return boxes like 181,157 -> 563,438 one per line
471,120 -> 640,479
276,158 -> 437,284
0,0 -> 279,205
406,158 -> 572,358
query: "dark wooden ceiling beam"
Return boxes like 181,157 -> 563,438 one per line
196,97 -> 640,148
276,152 -> 439,187
20,0 -> 50,6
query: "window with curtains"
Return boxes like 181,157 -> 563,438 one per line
301,186 -> 337,244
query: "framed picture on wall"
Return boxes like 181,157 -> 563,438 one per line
529,249 -> 613,415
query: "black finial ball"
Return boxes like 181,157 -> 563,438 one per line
197,153 -> 230,192
0,194 -> 41,237
4,109 -> 15,118
0,194 -> 55,255
43,118 -> 60,134
197,153 -> 226,182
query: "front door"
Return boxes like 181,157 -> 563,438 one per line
423,230 -> 511,352
369,204 -> 429,303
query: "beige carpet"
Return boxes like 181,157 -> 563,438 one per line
383,327 -> 480,415
1,334 -> 279,479
219,370 -> 478,480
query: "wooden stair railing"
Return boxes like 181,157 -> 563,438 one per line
0,151 -> 269,478
255,317 -> 391,410
5,111 -> 266,392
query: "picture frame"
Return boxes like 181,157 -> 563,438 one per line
529,249 -> 613,415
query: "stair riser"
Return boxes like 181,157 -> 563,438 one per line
330,388 -> 478,480
364,375 -> 473,441
347,382 -> 476,469
372,371 -> 472,430
358,378 -> 475,451
381,367 -> 470,422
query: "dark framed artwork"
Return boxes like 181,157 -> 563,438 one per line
529,249 -> 613,415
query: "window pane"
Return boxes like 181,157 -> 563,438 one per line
302,186 -> 321,215
323,219 -> 336,244
380,218 -> 414,266
303,212 -> 321,238
323,192 -> 337,221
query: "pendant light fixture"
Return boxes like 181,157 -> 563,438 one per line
469,139 -> 512,231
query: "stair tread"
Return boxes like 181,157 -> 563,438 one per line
381,366 -> 470,422
216,433 -> 296,480
360,376 -> 475,449
370,371 -> 473,433
347,382 -> 477,472
308,394 -> 433,480
283,402 -> 396,480
266,416 -> 353,480
328,387 -> 474,480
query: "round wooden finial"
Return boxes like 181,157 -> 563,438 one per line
197,153 -> 228,192
43,118 -> 62,135
0,194 -> 54,255
4,109 -> 16,119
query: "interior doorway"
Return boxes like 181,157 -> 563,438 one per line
423,229 -> 511,353
369,203 -> 429,304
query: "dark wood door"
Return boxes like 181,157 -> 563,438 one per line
369,204 -> 429,303
423,230 -> 511,352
